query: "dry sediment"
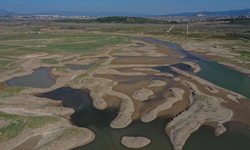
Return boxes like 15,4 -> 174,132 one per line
227,94 -> 240,103
148,80 -> 166,87
205,86 -> 219,93
133,88 -> 153,101
172,77 -> 180,82
141,88 -> 184,123
121,136 -> 151,149
169,66 -> 246,99
183,62 -> 201,73
166,80 -> 233,150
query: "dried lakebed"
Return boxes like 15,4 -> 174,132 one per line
1,37 -> 250,150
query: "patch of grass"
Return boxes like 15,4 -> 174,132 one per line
0,60 -> 13,67
41,58 -> 59,64
0,47 -> 37,57
237,51 -> 250,58
57,127 -> 83,141
55,67 -> 71,73
0,112 -> 61,141
88,59 -> 106,72
0,44 -> 21,50
78,73 -> 89,78
42,36 -> 128,54
0,86 -> 26,98
61,57 -> 77,63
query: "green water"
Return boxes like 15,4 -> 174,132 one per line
197,61 -> 250,98
184,122 -> 250,150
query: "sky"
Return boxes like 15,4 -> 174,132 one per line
1,0 -> 250,15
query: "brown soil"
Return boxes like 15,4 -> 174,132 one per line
103,94 -> 122,108
48,69 -> 60,80
12,135 -> 43,150
0,82 -> 8,90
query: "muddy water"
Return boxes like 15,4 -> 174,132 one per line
36,87 -> 173,150
65,63 -> 95,70
184,122 -> 250,150
12,135 -> 43,150
6,68 -> 55,88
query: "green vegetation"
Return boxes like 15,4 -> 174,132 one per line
57,127 -> 84,141
237,51 -> 250,57
41,58 -> 59,64
0,34 -> 128,56
88,58 -> 106,72
41,36 -> 128,54
0,44 -> 20,50
0,86 -> 26,98
61,57 -> 77,63
0,112 -> 61,141
55,67 -> 71,73
222,18 -> 250,25
55,16 -> 167,24
197,94 -> 216,112
0,60 -> 13,67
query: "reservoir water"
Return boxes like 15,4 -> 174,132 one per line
184,122 -> 250,150
36,87 -> 173,150
197,61 -> 250,98
6,68 -> 55,88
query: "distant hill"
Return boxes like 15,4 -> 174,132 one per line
0,8 -> 250,17
55,16 -> 165,24
32,11 -> 147,17
158,8 -> 250,17
0,9 -> 17,15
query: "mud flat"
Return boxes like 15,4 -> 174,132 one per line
0,112 -> 95,150
148,80 -> 166,87
183,62 -> 201,73
37,126 -> 95,150
205,86 -> 219,93
71,69 -> 135,129
121,136 -> 151,149
133,88 -> 153,101
170,66 -> 246,99
166,80 -> 233,150
227,94 -> 240,103
141,88 -> 184,123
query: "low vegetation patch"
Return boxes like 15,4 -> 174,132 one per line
41,58 -> 59,64
0,112 -> 61,141
0,86 -> 26,98
55,16 -> 168,24
0,60 -> 13,67
61,57 -> 77,63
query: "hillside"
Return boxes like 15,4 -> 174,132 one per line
55,16 -> 165,24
